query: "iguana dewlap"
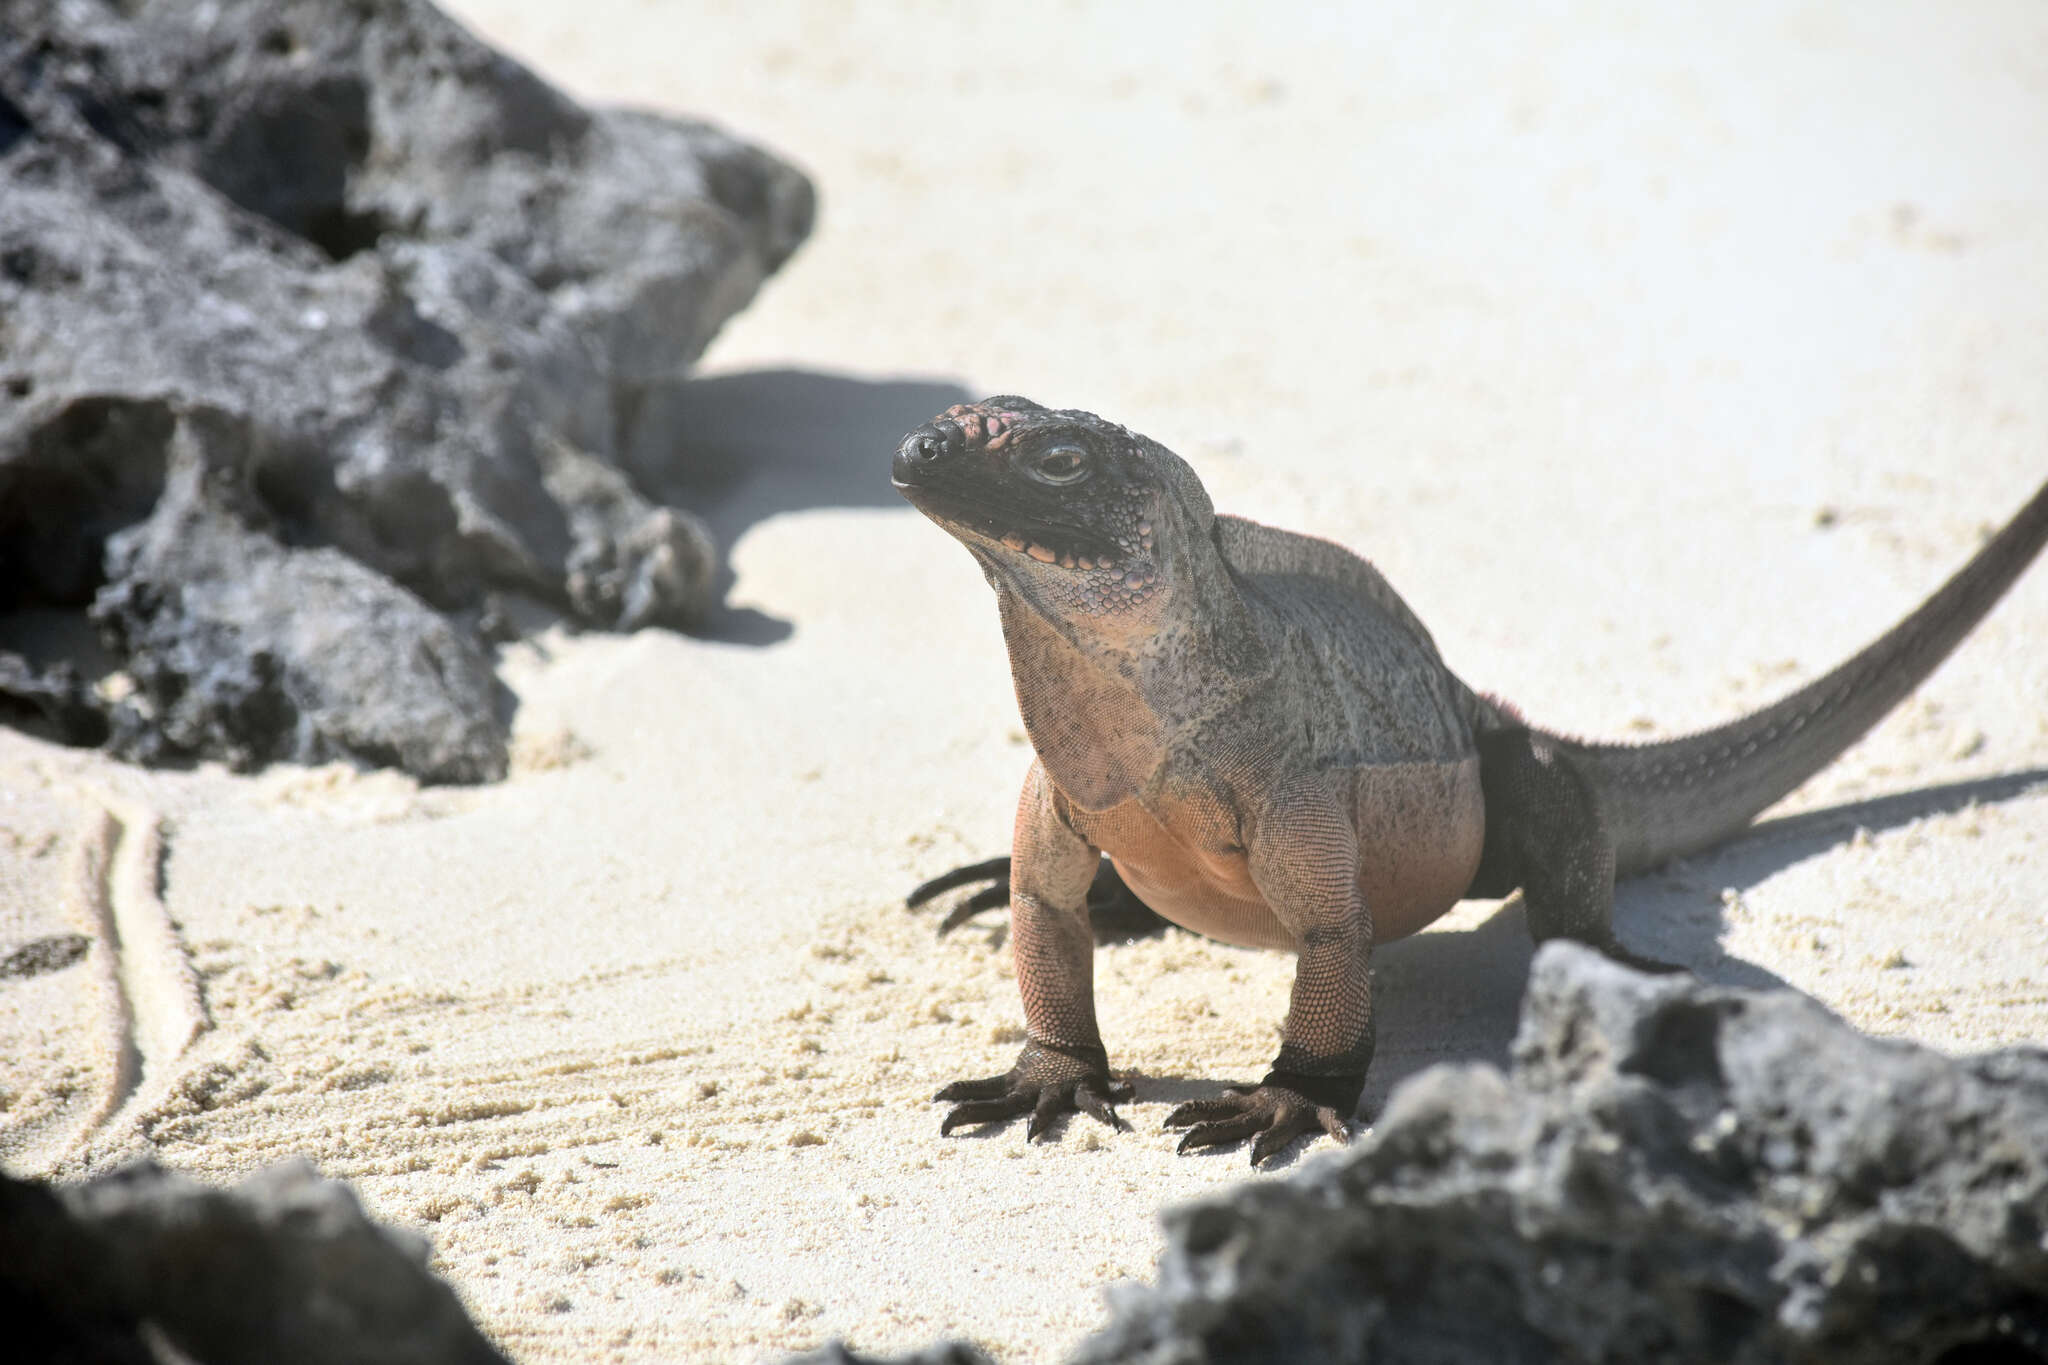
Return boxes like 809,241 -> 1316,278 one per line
894,397 -> 2048,1164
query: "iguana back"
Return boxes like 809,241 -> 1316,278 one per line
1215,514 -> 1445,660
1224,484 -> 2048,876
1214,514 -> 1478,767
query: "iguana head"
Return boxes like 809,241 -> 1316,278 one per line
891,397 -> 1215,628
893,397 -> 1266,808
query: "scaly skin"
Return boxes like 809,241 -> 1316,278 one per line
894,397 -> 2048,1164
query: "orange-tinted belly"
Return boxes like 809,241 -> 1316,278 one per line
1111,858 -> 1298,950
1078,758 -> 1485,951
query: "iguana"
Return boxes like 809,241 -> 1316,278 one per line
893,397 -> 2048,1164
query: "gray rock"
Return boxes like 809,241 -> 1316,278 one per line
783,1346 -> 996,1365
0,0 -> 813,780
0,1158 -> 508,1365
91,406 -> 509,781
0,648 -> 106,745
1072,943 -> 2048,1365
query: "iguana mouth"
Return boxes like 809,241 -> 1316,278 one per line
966,515 -> 1132,575
895,482 -> 1144,574
991,529 -> 1121,573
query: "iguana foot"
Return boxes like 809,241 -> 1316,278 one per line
907,855 -> 1171,942
1164,1083 -> 1353,1166
935,1039 -> 1135,1141
1591,935 -> 1688,975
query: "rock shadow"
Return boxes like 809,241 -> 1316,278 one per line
622,368 -> 973,642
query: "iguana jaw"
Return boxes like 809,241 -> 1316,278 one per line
895,481 -> 1153,584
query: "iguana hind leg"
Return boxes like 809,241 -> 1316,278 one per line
907,856 -> 1014,934
1475,726 -> 1682,973
907,854 -> 1170,942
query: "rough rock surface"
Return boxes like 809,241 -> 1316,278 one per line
784,1346 -> 996,1365
1065,942 -> 2048,1365
0,0 -> 813,781
0,1157 -> 508,1365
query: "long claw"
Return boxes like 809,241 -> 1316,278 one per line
1249,1109 -> 1311,1166
934,1072 -> 1016,1103
1027,1087 -> 1067,1141
940,1091 -> 1035,1135
1074,1081 -> 1131,1133
1317,1107 -> 1352,1144
1162,1093 -> 1249,1129
1175,1111 -> 1266,1154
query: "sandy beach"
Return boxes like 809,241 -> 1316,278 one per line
4,3 -> 2047,1360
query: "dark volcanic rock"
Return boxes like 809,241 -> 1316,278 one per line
0,649 -> 108,745
0,0 -> 813,780
90,406 -> 509,780
1071,944 -> 2048,1365
0,1158 -> 507,1365
784,1346 -> 996,1365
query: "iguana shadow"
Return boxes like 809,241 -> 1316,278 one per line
625,367 -> 972,643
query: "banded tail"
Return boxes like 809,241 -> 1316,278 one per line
1561,477 -> 2048,875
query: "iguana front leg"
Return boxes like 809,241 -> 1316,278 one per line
1166,775 -> 1369,1164
934,763 -> 1134,1140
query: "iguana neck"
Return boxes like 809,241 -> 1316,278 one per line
992,504 -> 1270,811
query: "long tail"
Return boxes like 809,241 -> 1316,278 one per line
1559,477 -> 2048,876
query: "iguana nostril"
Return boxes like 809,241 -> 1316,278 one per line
904,429 -> 952,462
894,431 -> 936,476
893,427 -> 957,488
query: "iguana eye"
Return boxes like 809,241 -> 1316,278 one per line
1022,444 -> 1090,486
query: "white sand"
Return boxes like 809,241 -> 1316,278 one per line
4,3 -> 2046,1360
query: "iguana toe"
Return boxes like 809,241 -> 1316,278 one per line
1070,1077 -> 1135,1132
938,1090 -> 1036,1135
932,1072 -> 1016,1104
936,885 -> 1008,936
1164,1083 -> 1352,1165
